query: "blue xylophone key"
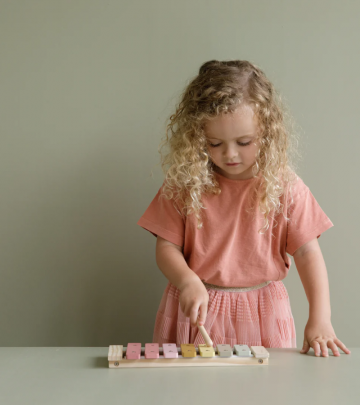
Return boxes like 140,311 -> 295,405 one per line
234,344 -> 252,357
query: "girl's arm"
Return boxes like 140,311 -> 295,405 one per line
293,238 -> 331,321
293,238 -> 350,356
156,236 -> 200,291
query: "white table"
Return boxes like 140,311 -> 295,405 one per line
0,347 -> 357,404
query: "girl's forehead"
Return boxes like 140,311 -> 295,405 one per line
204,106 -> 257,136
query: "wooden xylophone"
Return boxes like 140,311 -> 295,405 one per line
108,343 -> 270,368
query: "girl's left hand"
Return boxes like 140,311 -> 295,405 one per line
300,318 -> 351,357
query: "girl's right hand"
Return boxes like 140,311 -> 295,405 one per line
179,278 -> 209,328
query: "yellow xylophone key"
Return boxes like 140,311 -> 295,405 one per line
181,343 -> 197,357
198,344 -> 215,357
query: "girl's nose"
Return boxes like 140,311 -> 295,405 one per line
223,146 -> 238,158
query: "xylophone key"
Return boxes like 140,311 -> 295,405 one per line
126,343 -> 141,359
234,345 -> 252,357
250,346 -> 270,359
108,345 -> 123,361
145,343 -> 159,359
181,343 -> 197,358
198,344 -> 215,357
163,343 -> 178,358
216,344 -> 233,358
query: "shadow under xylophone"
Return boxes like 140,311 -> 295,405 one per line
108,343 -> 270,368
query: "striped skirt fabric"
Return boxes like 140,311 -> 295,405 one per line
152,280 -> 297,348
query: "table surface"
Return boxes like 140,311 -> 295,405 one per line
0,347 -> 357,405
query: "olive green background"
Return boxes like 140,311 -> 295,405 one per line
1,0 -> 358,347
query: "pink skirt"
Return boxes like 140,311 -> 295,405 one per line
152,280 -> 296,348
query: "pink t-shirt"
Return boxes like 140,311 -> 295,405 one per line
137,171 -> 334,287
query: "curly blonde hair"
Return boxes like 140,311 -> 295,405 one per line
155,59 -> 303,235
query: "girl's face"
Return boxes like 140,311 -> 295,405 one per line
204,105 -> 260,180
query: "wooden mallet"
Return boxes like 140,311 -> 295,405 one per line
197,320 -> 213,347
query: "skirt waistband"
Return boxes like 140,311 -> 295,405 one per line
201,280 -> 272,292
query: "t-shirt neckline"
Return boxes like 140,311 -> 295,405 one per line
214,170 -> 259,184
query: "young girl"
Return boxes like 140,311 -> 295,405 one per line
137,60 -> 351,357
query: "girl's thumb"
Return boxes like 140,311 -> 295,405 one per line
300,340 -> 310,353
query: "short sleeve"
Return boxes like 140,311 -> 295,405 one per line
136,182 -> 185,247
286,181 -> 334,256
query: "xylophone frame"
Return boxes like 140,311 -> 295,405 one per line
108,344 -> 270,368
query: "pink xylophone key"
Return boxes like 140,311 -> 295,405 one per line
126,343 -> 141,359
145,343 -> 160,359
162,343 -> 178,358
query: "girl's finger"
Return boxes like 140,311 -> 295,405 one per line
312,341 -> 321,357
334,338 -> 351,354
328,340 -> 340,356
300,340 -> 310,354
198,302 -> 208,326
319,341 -> 329,357
189,305 -> 200,328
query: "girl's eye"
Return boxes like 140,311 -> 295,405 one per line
209,141 -> 251,147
